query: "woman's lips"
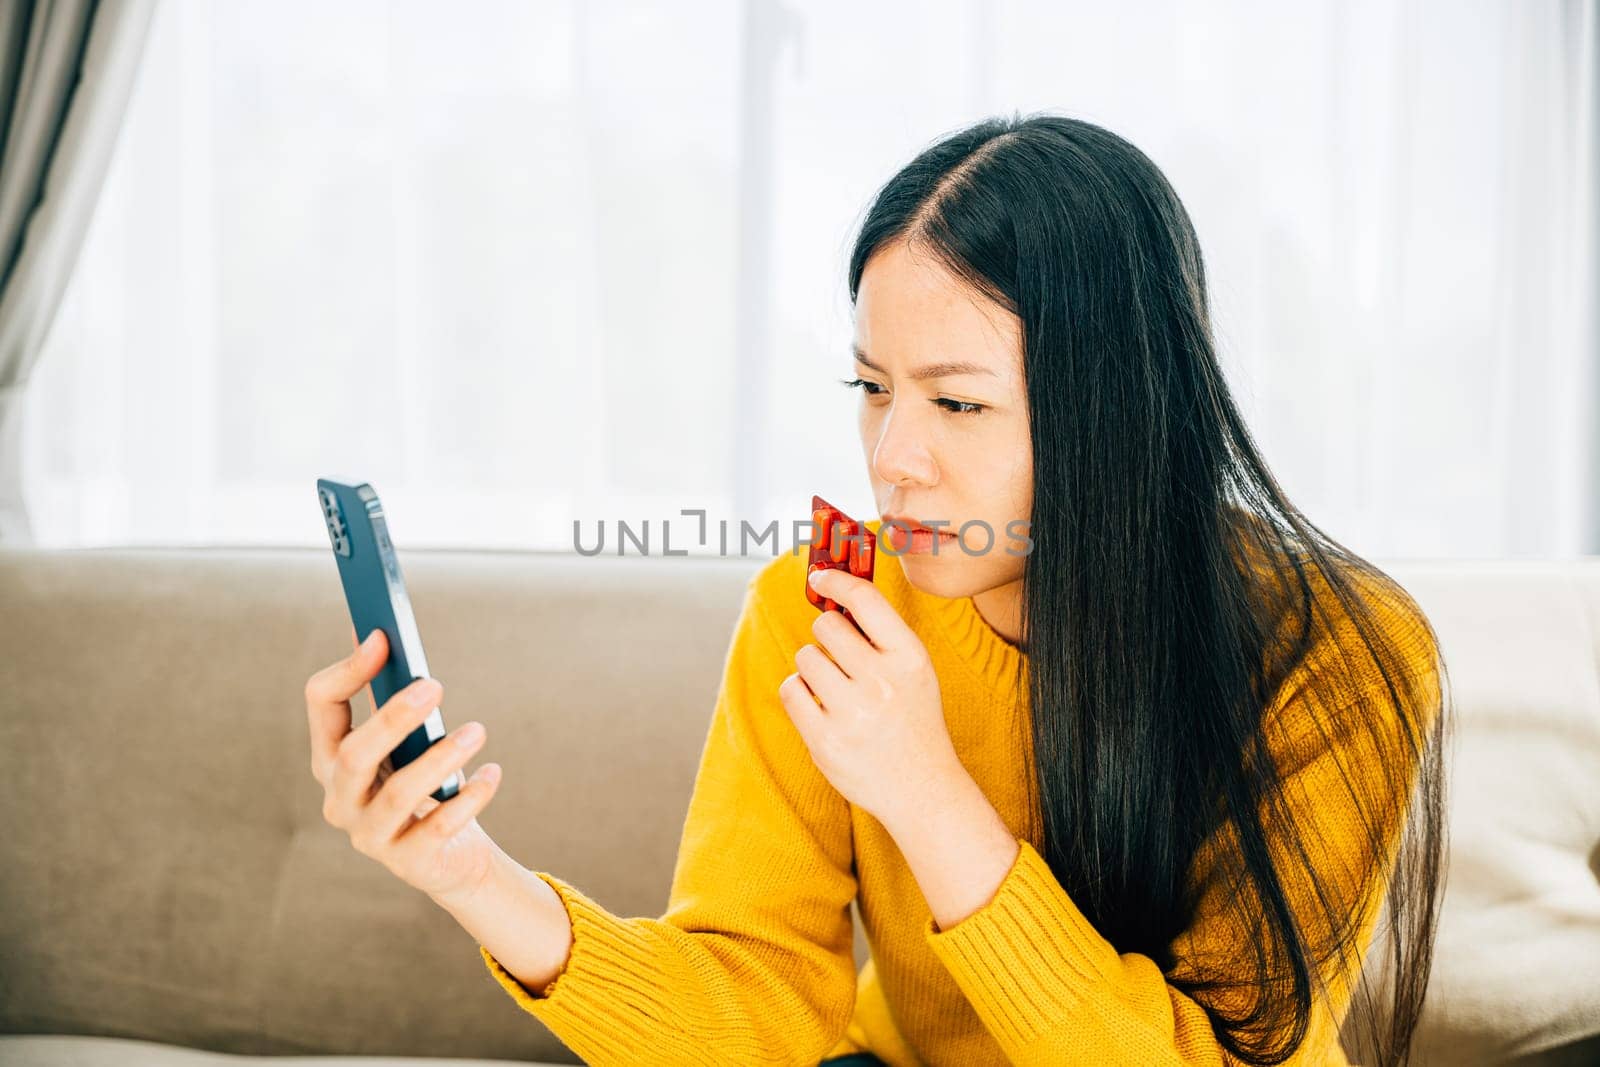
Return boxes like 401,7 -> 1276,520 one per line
882,523 -> 958,555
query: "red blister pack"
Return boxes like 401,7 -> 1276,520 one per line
806,494 -> 876,622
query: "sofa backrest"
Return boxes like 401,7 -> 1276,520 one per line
0,546 -> 775,1064
1,548 -> 1596,1064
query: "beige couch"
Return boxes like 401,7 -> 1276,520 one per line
1,546 -> 1597,1066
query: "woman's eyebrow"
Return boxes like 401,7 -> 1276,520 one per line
852,345 -> 998,381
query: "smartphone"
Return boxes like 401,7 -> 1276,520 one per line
316,478 -> 463,803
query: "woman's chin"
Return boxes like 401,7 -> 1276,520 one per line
893,552 -> 982,600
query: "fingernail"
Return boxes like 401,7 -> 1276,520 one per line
362,630 -> 379,649
455,722 -> 484,747
407,680 -> 438,707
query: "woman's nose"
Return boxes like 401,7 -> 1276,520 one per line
870,410 -> 938,488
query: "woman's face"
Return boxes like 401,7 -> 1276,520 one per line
852,238 -> 1032,602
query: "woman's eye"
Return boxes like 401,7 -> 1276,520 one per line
840,378 -> 984,416
839,377 -> 887,396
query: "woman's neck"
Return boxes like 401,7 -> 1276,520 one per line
971,578 -> 1025,648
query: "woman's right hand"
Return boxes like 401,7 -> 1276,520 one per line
305,627 -> 505,904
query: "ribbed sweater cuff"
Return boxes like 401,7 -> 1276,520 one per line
478,869 -> 720,1063
922,837 -> 1124,1051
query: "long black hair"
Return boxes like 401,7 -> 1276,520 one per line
846,113 -> 1450,1065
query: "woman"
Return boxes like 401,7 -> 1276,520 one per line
305,113 -> 1449,1066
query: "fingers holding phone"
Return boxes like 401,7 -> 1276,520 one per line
322,625 -> 417,805
303,628 -> 504,901
304,625 -> 385,785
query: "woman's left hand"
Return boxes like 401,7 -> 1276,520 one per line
779,566 -> 966,826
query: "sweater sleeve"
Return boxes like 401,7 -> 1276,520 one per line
477,574 -> 859,1066
921,585 -> 1442,1065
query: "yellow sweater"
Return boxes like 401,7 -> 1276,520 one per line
478,520 -> 1440,1065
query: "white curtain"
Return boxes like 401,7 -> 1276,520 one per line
0,0 -> 156,544
20,0 -> 1598,557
